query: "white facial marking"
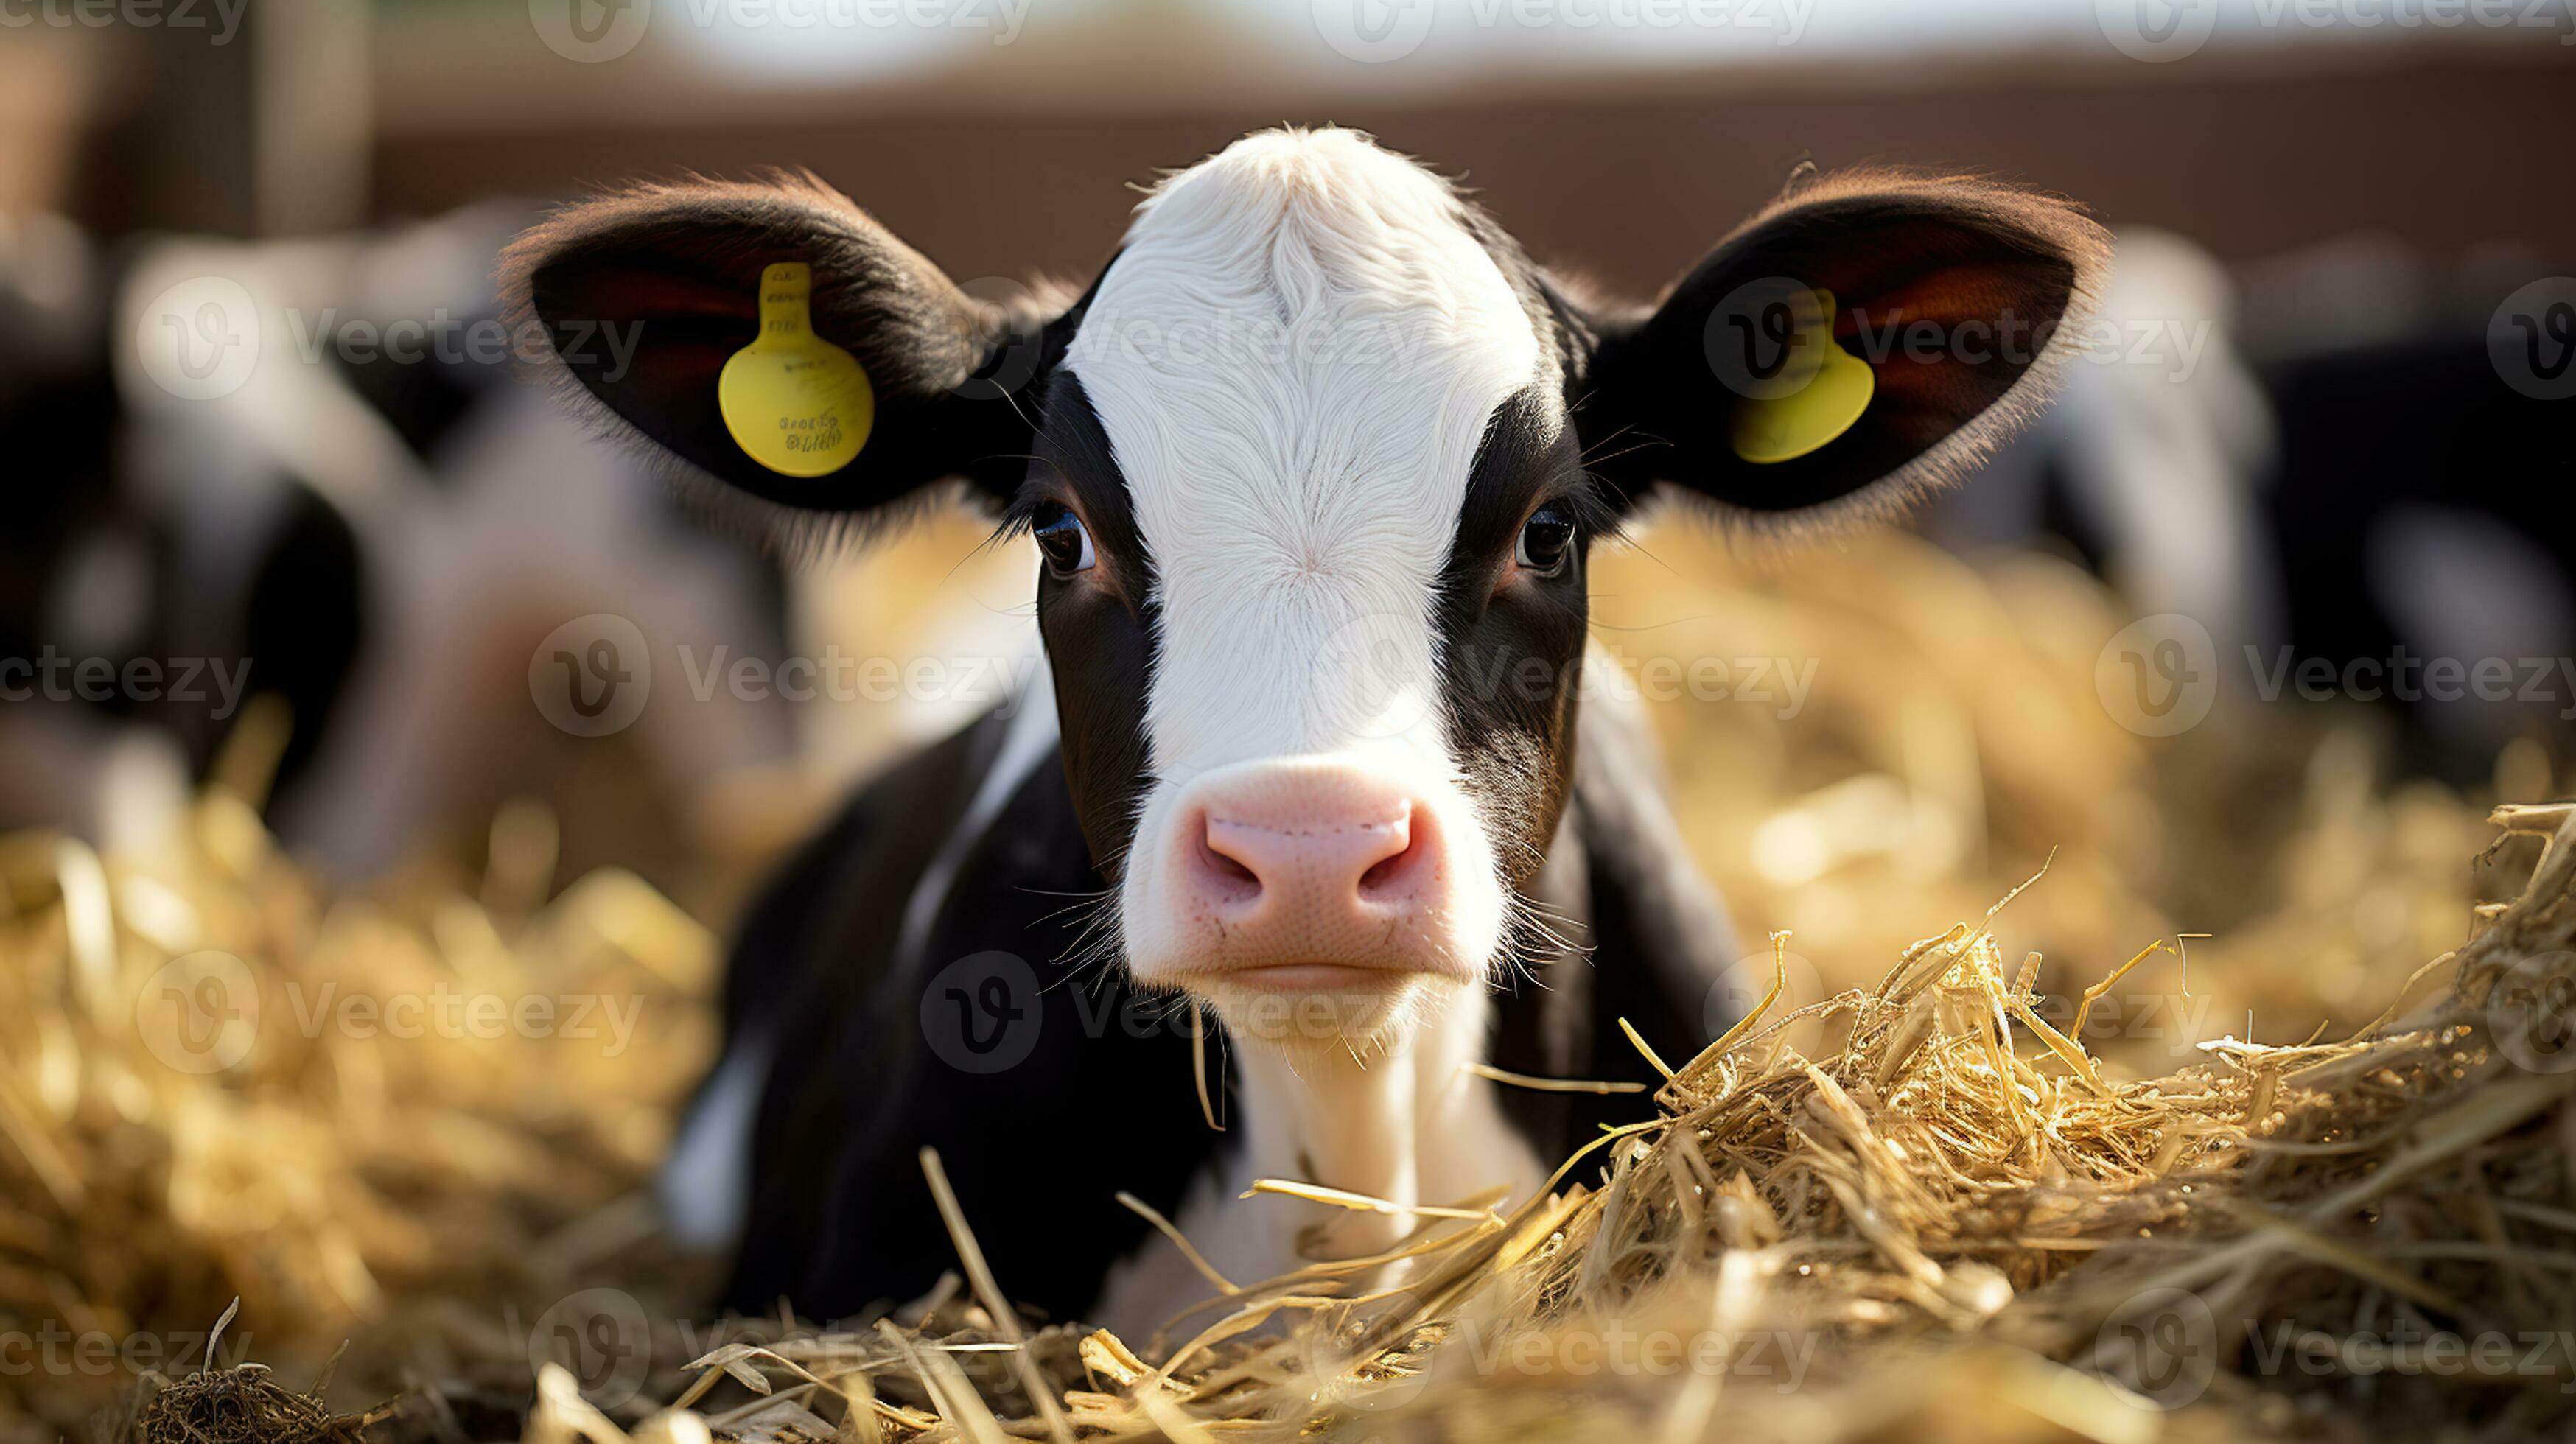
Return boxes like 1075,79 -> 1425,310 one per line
1064,129 -> 1542,1009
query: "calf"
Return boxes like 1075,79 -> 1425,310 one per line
503,128 -> 2105,1337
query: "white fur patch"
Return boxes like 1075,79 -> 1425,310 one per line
1063,128 -> 1542,984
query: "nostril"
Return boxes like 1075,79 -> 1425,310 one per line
1356,811 -> 1424,901
1197,816 -> 1264,902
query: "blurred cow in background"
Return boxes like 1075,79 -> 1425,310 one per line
0,204 -> 801,884
1937,226 -> 2574,781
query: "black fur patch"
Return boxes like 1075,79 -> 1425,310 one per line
1018,375 -> 1159,877
721,718 -> 1216,1322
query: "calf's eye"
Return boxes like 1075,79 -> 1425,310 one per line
1515,504 -> 1576,577
1033,502 -> 1095,578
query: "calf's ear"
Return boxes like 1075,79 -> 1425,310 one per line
500,172 -> 1065,531
1573,168 -> 2110,530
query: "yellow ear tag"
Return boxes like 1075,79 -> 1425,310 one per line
718,262 -> 874,477
1728,287 -> 1874,466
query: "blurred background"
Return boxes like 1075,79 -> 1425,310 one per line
1,0 -> 2573,1430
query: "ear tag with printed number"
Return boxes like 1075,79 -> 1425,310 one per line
718,262 -> 874,477
1728,287 -> 1875,466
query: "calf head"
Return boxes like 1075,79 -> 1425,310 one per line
505,130 -> 2104,1060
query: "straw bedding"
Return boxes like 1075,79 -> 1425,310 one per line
0,531 -> 2564,1443
567,805 -> 2572,1444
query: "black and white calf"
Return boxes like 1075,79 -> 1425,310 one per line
503,129 -> 2106,1335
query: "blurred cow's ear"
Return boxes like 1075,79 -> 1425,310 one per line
1571,168 -> 2109,532
500,172 -> 1068,535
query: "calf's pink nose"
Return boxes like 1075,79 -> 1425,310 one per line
1172,763 -> 1446,969
1202,804 -> 1417,908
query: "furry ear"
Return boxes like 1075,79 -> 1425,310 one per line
499,172 -> 1067,535
1573,169 -> 2110,530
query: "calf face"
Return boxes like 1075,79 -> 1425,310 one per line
505,129 -> 2104,1063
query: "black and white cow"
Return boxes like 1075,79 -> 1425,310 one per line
0,205 -> 794,870
1943,228 -> 2576,782
503,129 -> 2107,1336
